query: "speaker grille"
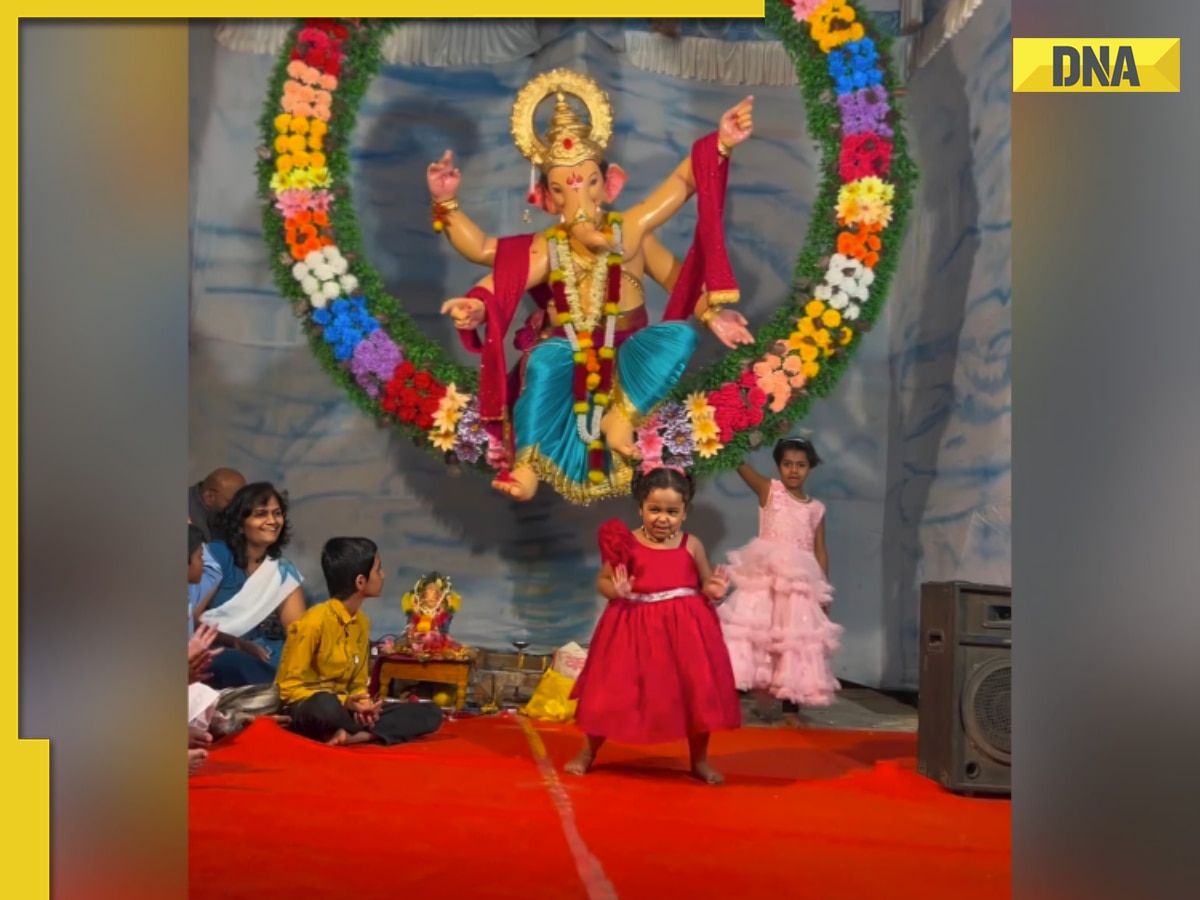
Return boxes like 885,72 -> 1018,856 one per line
961,658 -> 1012,763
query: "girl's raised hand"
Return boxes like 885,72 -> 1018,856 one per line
703,565 -> 730,603
612,565 -> 635,597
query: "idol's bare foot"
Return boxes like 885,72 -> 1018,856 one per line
600,410 -> 639,459
188,748 -> 208,776
690,760 -> 725,785
188,725 -> 213,749
491,466 -> 538,501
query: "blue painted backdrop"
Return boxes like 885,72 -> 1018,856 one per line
188,7 -> 1011,690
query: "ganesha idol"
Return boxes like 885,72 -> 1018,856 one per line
432,69 -> 756,504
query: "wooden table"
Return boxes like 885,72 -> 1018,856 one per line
372,655 -> 473,711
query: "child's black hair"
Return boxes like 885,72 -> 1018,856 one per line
188,523 -> 205,560
773,436 -> 822,468
321,537 -> 379,600
632,466 -> 695,507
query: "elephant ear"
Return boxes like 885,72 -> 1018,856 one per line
604,164 -> 628,204
527,182 -> 559,215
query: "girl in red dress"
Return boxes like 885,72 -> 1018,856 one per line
565,467 -> 742,784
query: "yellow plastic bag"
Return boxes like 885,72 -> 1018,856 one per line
519,668 -> 578,723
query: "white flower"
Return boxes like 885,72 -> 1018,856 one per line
291,262 -> 309,281
300,276 -> 320,296
821,255 -> 874,310
814,283 -> 833,302
828,291 -> 849,310
830,253 -> 853,269
329,256 -> 349,276
310,293 -> 329,310
321,280 -> 341,300
313,263 -> 335,281
339,274 -> 359,294
844,303 -> 861,321
304,250 -> 324,268
322,245 -> 343,262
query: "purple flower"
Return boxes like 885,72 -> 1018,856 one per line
454,401 -> 489,462
350,329 -> 403,398
838,86 -> 893,138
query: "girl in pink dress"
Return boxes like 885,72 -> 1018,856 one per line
565,467 -> 742,784
720,437 -> 842,711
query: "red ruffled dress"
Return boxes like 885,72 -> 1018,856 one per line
570,520 -> 743,745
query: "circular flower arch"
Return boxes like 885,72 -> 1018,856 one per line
257,2 -> 916,497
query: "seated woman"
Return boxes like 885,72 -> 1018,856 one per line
194,482 -> 307,689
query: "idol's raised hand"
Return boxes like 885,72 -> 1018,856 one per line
718,97 -> 754,150
440,297 -> 486,331
427,149 -> 462,203
708,308 -> 754,349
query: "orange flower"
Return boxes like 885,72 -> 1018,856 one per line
836,222 -> 884,268
313,211 -> 330,227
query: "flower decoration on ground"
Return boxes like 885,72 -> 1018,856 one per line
257,7 -> 914,499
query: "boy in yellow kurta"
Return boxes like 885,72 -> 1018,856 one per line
275,537 -> 444,746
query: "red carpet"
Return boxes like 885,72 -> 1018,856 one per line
189,716 -> 1009,899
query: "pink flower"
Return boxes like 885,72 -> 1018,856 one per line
792,0 -> 826,23
283,80 -> 302,97
311,103 -> 331,122
275,189 -> 313,218
637,429 -> 665,459
752,353 -> 782,381
294,102 -> 317,120
781,354 -> 806,388
758,370 -> 792,413
318,73 -> 338,91
287,60 -> 308,81
310,190 -> 333,213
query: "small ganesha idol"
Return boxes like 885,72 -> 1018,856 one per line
397,572 -> 468,660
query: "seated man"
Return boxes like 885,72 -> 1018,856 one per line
275,537 -> 444,747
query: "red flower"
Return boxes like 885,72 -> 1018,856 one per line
839,132 -> 893,181
737,369 -> 757,389
415,413 -> 435,430
418,396 -> 440,416
413,371 -> 433,391
395,361 -> 416,381
398,406 -> 417,423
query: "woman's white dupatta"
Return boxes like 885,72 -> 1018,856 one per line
199,557 -> 302,638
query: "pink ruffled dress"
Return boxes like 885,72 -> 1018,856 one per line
719,481 -> 842,706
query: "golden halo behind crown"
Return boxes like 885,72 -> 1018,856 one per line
511,69 -> 614,173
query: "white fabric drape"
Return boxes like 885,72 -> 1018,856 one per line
910,0 -> 986,70
623,31 -> 800,86
214,19 -> 541,68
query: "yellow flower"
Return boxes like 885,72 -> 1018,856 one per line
598,347 -> 615,360
274,135 -> 291,154
802,360 -> 820,379
814,329 -> 833,349
574,402 -> 589,414
691,416 -> 720,441
857,177 -> 896,204
289,116 -> 309,135
805,299 -> 826,319
799,342 -> 820,362
441,383 -> 471,411
432,404 -> 460,433
309,151 -> 327,170
287,134 -> 307,155
839,327 -> 854,346
821,308 -> 842,328
576,334 -> 593,350
594,392 -> 610,407
684,392 -> 712,420
309,167 -> 332,188
274,113 -> 292,134
786,331 -> 808,352
275,154 -> 295,174
797,317 -> 817,337
308,119 -> 328,138
586,373 -> 601,390
288,169 -> 314,190
292,151 -> 311,169
573,350 -> 587,364
269,172 -> 291,193
308,134 -> 324,152
695,436 -> 724,459
429,428 -> 457,452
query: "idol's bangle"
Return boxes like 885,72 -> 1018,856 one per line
432,197 -> 460,212
699,305 -> 719,327
705,290 -> 740,309
717,139 -> 731,158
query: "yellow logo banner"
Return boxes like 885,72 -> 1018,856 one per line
1012,39 -> 1181,93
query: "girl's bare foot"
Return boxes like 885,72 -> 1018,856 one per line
691,760 -> 725,785
564,748 -> 595,776
188,725 -> 213,749
188,748 -> 208,776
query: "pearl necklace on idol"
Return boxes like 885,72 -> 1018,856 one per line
547,211 -> 624,485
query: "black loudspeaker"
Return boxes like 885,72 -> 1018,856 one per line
916,581 -> 1011,796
